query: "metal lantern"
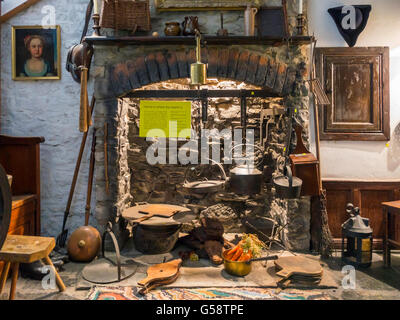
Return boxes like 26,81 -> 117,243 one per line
341,203 -> 373,268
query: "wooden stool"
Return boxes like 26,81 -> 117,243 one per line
382,200 -> 400,267
0,235 -> 66,300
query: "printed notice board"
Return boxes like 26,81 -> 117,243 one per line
139,100 -> 192,138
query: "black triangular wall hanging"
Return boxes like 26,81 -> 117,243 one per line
328,5 -> 372,47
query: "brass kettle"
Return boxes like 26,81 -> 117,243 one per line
190,29 -> 207,86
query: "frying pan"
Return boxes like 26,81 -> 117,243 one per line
0,164 -> 12,250
182,158 -> 227,194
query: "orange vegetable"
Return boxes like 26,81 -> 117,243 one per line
231,247 -> 243,261
237,250 -> 253,262
225,246 -> 239,260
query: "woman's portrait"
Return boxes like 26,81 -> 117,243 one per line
12,26 -> 61,80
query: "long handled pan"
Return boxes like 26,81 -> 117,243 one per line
56,96 -> 96,248
222,250 -> 279,277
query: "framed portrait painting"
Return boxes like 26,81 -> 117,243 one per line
12,25 -> 61,80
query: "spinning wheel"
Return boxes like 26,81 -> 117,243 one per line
0,164 -> 11,250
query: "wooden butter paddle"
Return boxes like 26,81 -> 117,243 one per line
274,256 -> 323,286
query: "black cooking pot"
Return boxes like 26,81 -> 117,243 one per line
273,165 -> 302,199
230,165 -> 263,195
229,144 -> 264,195
133,218 -> 182,254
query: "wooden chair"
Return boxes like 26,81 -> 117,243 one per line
0,235 -> 66,300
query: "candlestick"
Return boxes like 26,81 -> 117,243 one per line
296,13 -> 306,36
299,0 -> 303,15
92,0 -> 101,37
93,0 -> 99,15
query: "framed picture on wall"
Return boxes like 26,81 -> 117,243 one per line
12,25 -> 61,81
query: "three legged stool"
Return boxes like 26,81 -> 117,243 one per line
0,235 -> 66,300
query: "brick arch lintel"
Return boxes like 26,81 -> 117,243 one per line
108,48 -> 299,98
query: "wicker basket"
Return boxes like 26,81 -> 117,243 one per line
100,0 -> 151,32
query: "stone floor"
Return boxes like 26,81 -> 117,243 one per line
1,249 -> 399,300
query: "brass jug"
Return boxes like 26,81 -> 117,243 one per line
190,30 -> 207,86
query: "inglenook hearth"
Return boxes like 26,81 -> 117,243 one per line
88,34 -> 313,251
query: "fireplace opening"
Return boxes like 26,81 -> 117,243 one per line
93,44 -> 311,253
96,77 -> 310,251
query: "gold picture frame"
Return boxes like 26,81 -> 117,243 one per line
155,0 -> 261,11
12,25 -> 61,81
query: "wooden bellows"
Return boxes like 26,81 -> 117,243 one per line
138,259 -> 182,295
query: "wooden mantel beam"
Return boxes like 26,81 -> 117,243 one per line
0,0 -> 42,24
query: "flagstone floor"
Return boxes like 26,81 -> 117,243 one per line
0,250 -> 399,300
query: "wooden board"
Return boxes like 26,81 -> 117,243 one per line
274,256 -> 323,280
122,203 -> 191,223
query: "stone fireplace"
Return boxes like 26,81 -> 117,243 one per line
90,36 -> 311,251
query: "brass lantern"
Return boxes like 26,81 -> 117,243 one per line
190,29 -> 207,86
341,203 -> 373,268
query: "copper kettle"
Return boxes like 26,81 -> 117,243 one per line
182,16 -> 199,36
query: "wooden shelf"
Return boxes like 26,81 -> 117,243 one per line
83,35 -> 315,46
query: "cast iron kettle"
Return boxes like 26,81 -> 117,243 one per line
229,144 -> 264,195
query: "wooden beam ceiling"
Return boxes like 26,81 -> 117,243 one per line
0,0 -> 42,24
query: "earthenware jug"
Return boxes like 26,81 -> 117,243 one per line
182,16 -> 199,36
244,5 -> 258,36
164,22 -> 181,36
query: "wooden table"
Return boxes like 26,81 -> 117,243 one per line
382,200 -> 400,267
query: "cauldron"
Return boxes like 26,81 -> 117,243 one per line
133,217 -> 182,254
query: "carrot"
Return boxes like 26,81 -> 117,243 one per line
225,245 -> 239,260
237,254 -> 250,261
231,247 -> 243,261
237,250 -> 253,262
225,250 -> 236,260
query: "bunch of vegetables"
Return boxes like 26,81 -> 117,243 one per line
224,234 -> 266,262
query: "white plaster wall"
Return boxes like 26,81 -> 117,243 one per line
308,0 -> 400,181
2,0 -> 26,14
1,0 -> 97,236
